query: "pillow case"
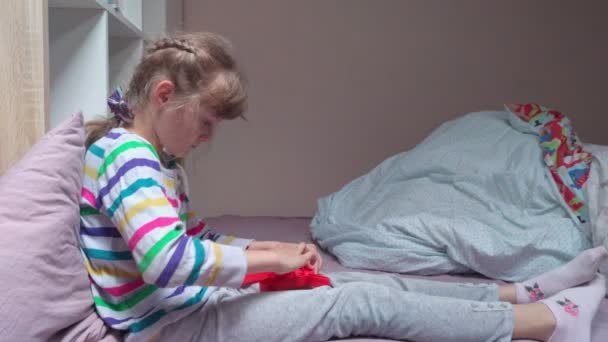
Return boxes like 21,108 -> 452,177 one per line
0,113 -> 117,341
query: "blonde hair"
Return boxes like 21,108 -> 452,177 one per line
85,32 -> 247,148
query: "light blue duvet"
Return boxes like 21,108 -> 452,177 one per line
311,111 -> 591,281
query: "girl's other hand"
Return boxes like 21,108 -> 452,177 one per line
302,243 -> 323,273
265,241 -> 324,273
272,242 -> 315,274
245,241 -> 323,274
245,242 -> 312,275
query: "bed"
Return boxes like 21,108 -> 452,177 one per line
206,215 -> 608,342
1,112 -> 607,341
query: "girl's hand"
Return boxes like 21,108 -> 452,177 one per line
245,242 -> 314,275
272,242 -> 315,274
274,242 -> 323,273
246,240 -> 281,251
302,243 -> 323,273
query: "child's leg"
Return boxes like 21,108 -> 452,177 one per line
327,245 -> 608,306
159,281 -> 514,342
329,271 -> 500,302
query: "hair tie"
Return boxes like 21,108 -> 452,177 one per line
107,87 -> 134,123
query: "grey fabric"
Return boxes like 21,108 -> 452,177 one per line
583,143 -> 608,289
311,111 -> 590,281
205,216 -> 507,285
156,271 -> 513,342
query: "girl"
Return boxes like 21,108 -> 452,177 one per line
79,32 -> 607,342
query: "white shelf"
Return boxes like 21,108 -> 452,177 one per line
143,0 -> 183,37
109,38 -> 143,93
49,0 -> 143,39
120,0 -> 143,31
47,0 -> 181,128
48,8 -> 109,126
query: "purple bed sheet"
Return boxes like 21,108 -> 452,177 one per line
205,215 -> 608,342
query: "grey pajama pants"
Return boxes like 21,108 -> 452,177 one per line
157,272 -> 514,342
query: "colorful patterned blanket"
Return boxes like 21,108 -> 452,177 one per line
506,103 -> 592,225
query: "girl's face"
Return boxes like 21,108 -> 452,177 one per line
155,105 -> 222,158
151,80 -> 222,158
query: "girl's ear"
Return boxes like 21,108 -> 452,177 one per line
151,80 -> 175,106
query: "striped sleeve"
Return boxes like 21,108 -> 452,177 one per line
185,218 -> 253,250
96,139 -> 248,288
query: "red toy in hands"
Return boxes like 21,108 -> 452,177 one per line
242,266 -> 331,292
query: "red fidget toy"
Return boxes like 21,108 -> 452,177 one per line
242,266 -> 331,291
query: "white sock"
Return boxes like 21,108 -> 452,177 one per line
515,246 -> 607,303
541,274 -> 606,342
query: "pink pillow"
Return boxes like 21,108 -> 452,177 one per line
0,113 -> 120,341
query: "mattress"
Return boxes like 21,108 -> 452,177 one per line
205,215 -> 608,342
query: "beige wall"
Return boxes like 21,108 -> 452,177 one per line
184,0 -> 608,217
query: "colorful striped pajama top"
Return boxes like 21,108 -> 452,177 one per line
79,128 -> 252,340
